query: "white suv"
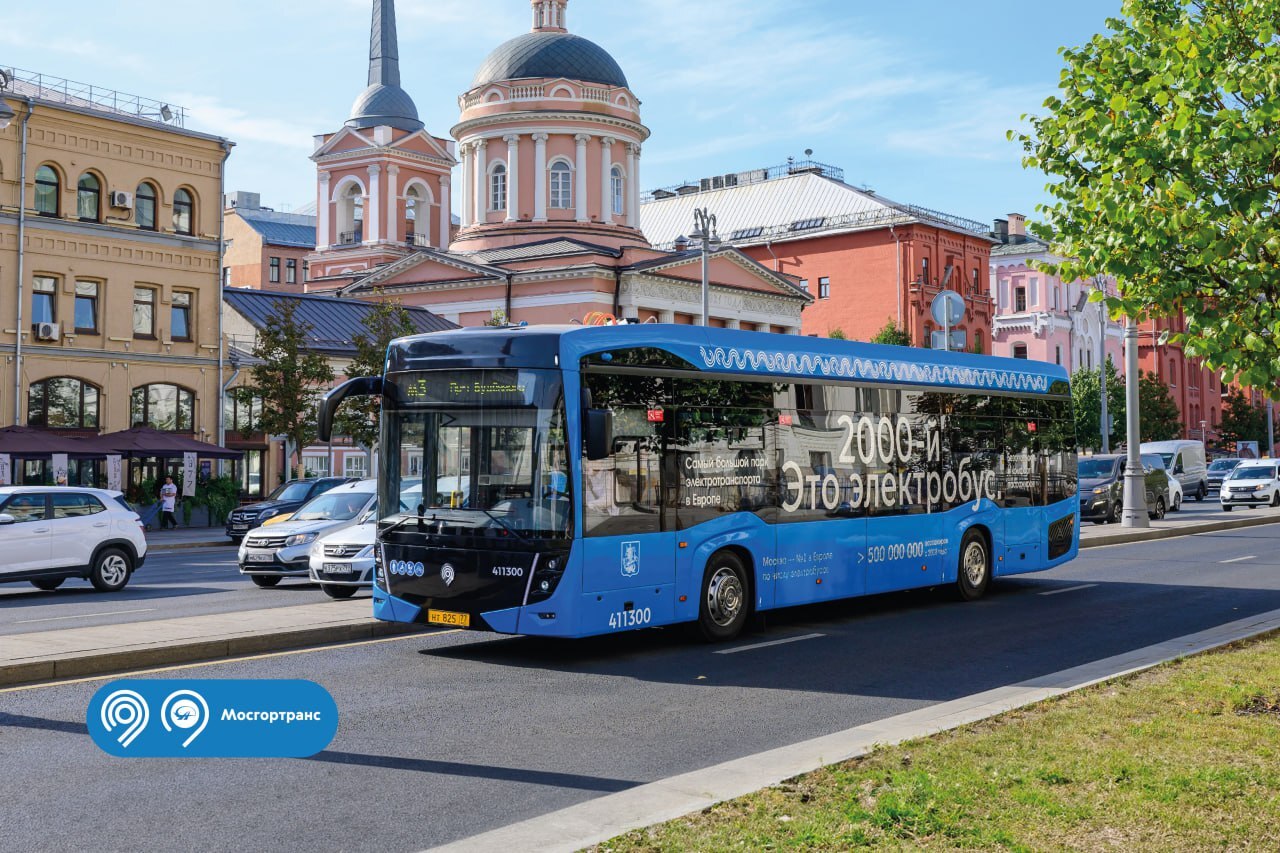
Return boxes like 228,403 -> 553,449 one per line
1220,462 -> 1280,510
0,486 -> 147,592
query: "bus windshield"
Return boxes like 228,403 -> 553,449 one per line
380,368 -> 571,539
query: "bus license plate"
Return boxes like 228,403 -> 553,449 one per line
428,610 -> 470,627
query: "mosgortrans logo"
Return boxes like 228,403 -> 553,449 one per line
87,679 -> 338,758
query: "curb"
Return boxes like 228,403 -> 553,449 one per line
148,540 -> 235,552
1080,510 -> 1280,548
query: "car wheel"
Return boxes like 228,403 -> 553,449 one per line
698,551 -> 750,642
250,575 -> 281,588
1151,497 -> 1166,520
1272,492 -> 1280,508
1106,500 -> 1119,524
1172,492 -> 1182,511
89,548 -> 132,592
956,529 -> 992,601
1224,505 -> 1233,512
321,584 -> 358,599
30,578 -> 64,591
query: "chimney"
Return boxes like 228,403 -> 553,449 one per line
993,218 -> 1009,243
1007,213 -> 1026,242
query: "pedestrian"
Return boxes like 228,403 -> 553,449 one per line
159,476 -> 180,530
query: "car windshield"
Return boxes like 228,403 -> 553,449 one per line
1078,459 -> 1117,479
268,481 -> 313,502
1231,465 -> 1277,480
1142,455 -> 1166,470
1209,459 -> 1241,472
1158,453 -> 1175,468
292,490 -> 372,521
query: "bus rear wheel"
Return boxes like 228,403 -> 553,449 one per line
955,530 -> 990,601
698,551 -> 749,642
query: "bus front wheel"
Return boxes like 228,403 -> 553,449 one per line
955,530 -> 990,602
698,551 -> 750,642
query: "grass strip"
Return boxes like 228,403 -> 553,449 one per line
596,631 -> 1280,851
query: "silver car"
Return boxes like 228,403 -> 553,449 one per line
239,480 -> 376,588
308,511 -> 376,599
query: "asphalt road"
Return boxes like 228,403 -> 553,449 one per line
0,547 -> 353,636
4,525 -> 1280,852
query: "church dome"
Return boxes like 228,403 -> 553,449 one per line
471,31 -> 628,90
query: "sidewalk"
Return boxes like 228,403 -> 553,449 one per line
4,502 -> 1279,688
145,527 -> 235,551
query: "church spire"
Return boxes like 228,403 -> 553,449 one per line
347,0 -> 424,133
531,0 -> 568,33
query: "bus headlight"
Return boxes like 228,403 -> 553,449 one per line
374,545 -> 389,590
526,553 -> 567,604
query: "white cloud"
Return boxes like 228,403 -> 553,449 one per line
173,93 -> 319,150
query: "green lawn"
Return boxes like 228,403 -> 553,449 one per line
597,632 -> 1280,852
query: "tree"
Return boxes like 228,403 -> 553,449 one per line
1071,359 -> 1126,450
827,327 -> 847,340
333,302 -> 416,459
240,299 -> 334,481
1218,389 -> 1267,449
870,321 -> 911,347
1017,0 -> 1280,391
1138,371 -> 1182,442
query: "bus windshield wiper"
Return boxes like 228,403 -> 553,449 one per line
477,507 -> 529,542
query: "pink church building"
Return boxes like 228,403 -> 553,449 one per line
990,214 -> 1124,373
303,0 -> 812,332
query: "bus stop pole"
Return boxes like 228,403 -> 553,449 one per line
1121,315 -> 1149,527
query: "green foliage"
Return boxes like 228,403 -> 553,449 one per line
870,321 -> 911,347
1017,0 -> 1280,391
239,299 -> 335,480
197,476 -> 241,526
1138,371 -> 1183,442
1218,390 -> 1267,449
485,309 -> 508,327
333,302 -> 416,452
827,327 -> 847,340
1071,360 -> 1126,450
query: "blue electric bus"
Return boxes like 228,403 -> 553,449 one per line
318,324 -> 1078,641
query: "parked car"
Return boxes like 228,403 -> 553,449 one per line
0,486 -> 147,592
1140,440 -> 1208,501
238,480 -> 376,587
1077,454 -> 1170,523
307,508 -> 376,599
1140,453 -> 1183,511
1207,457 -> 1245,495
1219,462 -> 1280,511
225,477 -> 355,542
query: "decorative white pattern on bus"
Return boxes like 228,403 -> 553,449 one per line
696,347 -> 1052,393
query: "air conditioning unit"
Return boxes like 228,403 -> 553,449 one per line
109,190 -> 134,209
36,322 -> 60,341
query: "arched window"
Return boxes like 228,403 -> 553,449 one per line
28,378 -> 99,429
404,185 -> 430,244
611,166 -> 625,216
1012,343 -> 1029,359
77,173 -> 101,221
337,182 -> 364,244
172,188 -> 194,235
35,165 -> 60,216
550,161 -> 573,209
135,182 -> 158,230
490,162 -> 507,212
130,384 -> 195,432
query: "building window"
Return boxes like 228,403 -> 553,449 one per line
222,267 -> 230,287
1012,343 -> 1029,359
131,384 -> 194,432
490,162 -> 507,211
302,260 -> 309,282
286,259 -> 297,284
972,268 -> 980,295
136,182 -> 157,230
344,455 -> 368,479
1055,345 -> 1062,365
173,188 -> 194,235
171,291 -> 193,342
35,165 -> 60,216
269,257 -> 281,283
611,166 -> 625,215
818,277 -> 830,299
405,185 -> 421,240
32,276 -> 56,327
225,393 -> 263,435
304,455 -> 331,478
77,173 -> 101,222
339,183 -> 364,244
1014,286 -> 1027,312
28,377 -> 99,429
921,256 -> 930,285
798,279 -> 809,292
1052,283 -> 1060,310
133,287 -> 156,338
550,161 -> 573,209
1087,348 -> 1093,370
74,281 -> 99,334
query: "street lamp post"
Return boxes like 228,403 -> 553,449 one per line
690,208 -> 721,326
1122,316 -> 1149,527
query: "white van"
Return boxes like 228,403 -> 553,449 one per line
1140,440 -> 1208,501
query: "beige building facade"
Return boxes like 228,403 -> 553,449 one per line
0,71 -> 231,462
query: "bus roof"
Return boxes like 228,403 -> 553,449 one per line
387,324 -> 1069,395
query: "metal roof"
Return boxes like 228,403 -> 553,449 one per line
471,32 -> 628,89
223,288 -> 457,356
640,171 -> 990,249
990,235 -> 1052,256
461,238 -> 622,264
347,0 -> 424,132
234,209 -> 318,249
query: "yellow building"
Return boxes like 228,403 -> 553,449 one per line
0,68 -> 232,484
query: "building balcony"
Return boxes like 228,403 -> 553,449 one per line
336,228 -> 363,246
405,232 -> 430,248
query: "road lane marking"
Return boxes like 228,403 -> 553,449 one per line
714,633 -> 825,655
16,608 -> 156,624
1038,584 -> 1098,597
1220,555 -> 1257,564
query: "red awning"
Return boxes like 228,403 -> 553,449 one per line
74,427 -> 243,460
0,426 -> 106,459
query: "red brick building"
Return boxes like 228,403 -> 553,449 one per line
222,192 -> 316,292
640,161 -> 996,348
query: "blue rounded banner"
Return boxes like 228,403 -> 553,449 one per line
87,679 -> 338,758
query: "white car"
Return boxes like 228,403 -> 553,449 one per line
308,510 -> 375,599
239,479 -> 376,587
1164,470 -> 1183,511
1220,462 -> 1280,511
0,486 -> 147,592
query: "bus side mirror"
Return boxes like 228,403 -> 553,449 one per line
585,409 -> 613,461
318,376 -> 383,442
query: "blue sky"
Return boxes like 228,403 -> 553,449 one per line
6,0 -> 1120,222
